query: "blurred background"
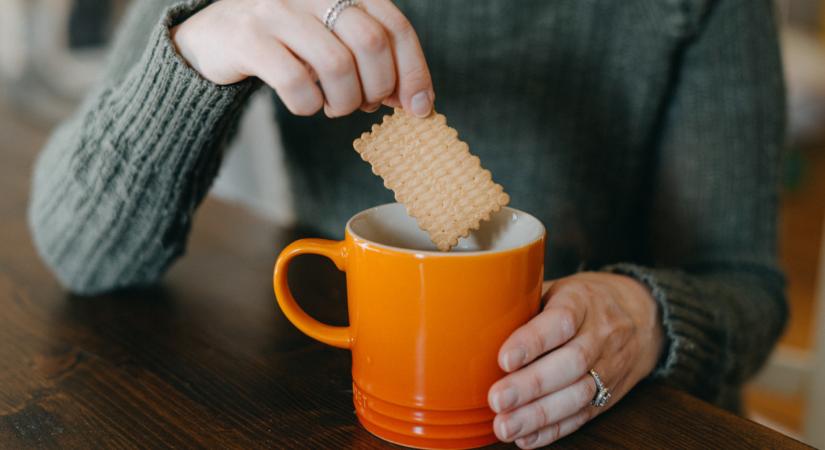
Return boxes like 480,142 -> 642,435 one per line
1,0 -> 824,446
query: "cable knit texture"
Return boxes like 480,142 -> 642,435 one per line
29,0 -> 786,411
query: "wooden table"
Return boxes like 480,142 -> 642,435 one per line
0,110 -> 810,449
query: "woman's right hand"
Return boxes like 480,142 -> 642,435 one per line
171,0 -> 434,118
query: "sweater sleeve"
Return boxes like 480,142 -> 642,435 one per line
601,0 -> 787,409
28,0 -> 260,295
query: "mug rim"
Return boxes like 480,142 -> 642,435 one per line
345,203 -> 546,257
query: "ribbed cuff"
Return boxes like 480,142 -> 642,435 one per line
91,7 -> 261,288
33,1 -> 260,295
600,263 -> 724,396
116,1 -> 260,128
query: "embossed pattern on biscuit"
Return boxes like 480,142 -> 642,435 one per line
353,108 -> 510,251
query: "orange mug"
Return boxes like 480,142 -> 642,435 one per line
273,203 -> 545,449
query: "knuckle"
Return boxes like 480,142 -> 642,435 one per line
546,422 -> 561,443
362,69 -> 396,103
512,327 -> 538,357
385,12 -> 414,37
355,23 -> 388,53
526,326 -> 545,356
577,378 -> 595,406
570,283 -> 594,301
400,64 -> 430,88
599,323 -> 616,342
528,370 -> 546,398
555,307 -> 577,340
377,81 -> 395,98
621,313 -> 636,333
319,49 -> 354,77
532,402 -> 550,428
366,85 -> 394,104
328,95 -> 362,116
603,315 -> 633,343
236,13 -> 265,47
557,284 -> 584,303
568,342 -> 589,374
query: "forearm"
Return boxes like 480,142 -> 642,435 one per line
28,1 -> 259,294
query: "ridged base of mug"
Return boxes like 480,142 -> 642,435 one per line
353,383 -> 498,449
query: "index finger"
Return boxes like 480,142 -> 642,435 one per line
361,0 -> 434,117
497,296 -> 585,373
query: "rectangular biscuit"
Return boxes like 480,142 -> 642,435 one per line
353,108 -> 510,251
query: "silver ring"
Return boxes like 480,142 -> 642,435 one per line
588,369 -> 611,407
323,0 -> 359,31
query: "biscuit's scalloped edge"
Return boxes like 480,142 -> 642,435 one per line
412,190 -> 511,251
351,108 -> 511,252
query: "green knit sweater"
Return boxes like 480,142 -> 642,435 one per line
28,0 -> 787,411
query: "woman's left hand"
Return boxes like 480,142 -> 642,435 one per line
488,272 -> 665,448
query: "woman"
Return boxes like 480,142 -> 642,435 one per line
28,0 -> 787,447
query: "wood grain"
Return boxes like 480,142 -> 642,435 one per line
0,108 -> 810,449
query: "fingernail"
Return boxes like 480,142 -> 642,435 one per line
501,348 -> 527,372
497,421 -> 508,440
499,418 -> 522,440
410,91 -> 432,117
491,386 -> 518,413
363,103 -> 380,113
516,433 -> 537,448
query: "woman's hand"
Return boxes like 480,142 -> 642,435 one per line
171,0 -> 433,118
488,272 -> 665,448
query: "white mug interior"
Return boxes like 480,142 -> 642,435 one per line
346,203 -> 545,254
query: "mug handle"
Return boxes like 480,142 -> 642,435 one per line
273,239 -> 351,349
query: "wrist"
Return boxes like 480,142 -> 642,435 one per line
170,23 -> 195,68
615,274 -> 666,377
169,11 -> 249,87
